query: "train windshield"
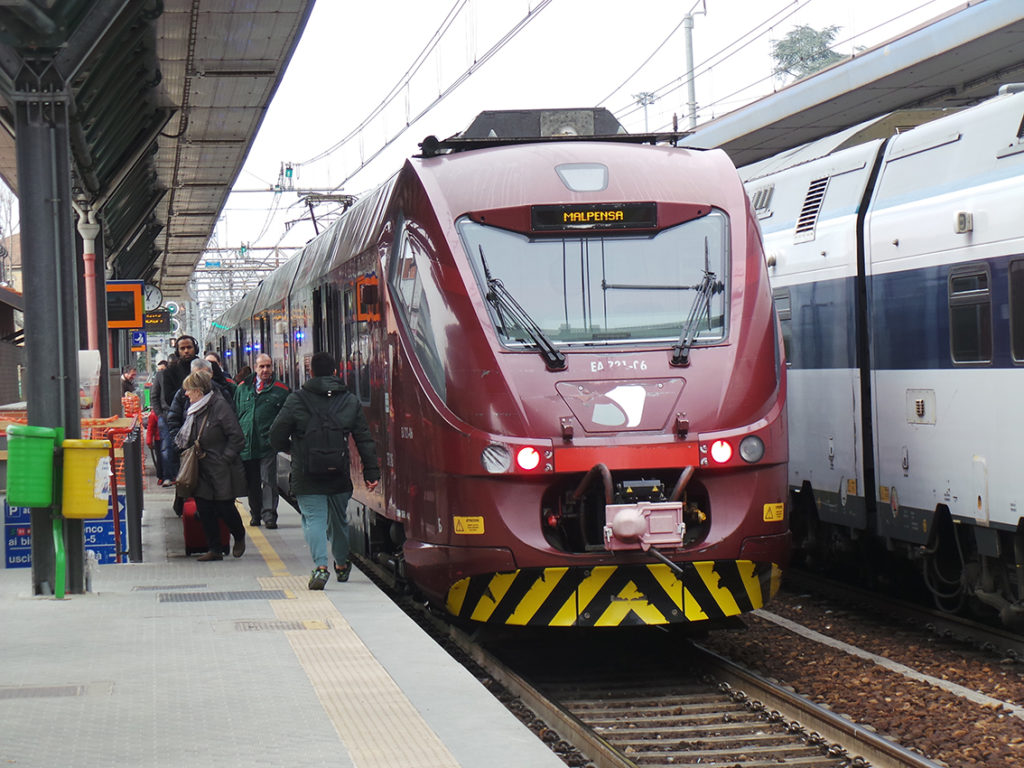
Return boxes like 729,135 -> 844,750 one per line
458,211 -> 729,347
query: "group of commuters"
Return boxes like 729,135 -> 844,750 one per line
146,338 -> 379,590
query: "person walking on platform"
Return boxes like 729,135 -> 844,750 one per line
176,369 -> 247,561
269,351 -> 379,590
235,353 -> 290,528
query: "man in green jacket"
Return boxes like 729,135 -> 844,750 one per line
269,351 -> 380,590
235,354 -> 290,528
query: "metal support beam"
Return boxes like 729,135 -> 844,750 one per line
14,57 -> 83,595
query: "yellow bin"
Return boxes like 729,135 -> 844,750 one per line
61,439 -> 112,519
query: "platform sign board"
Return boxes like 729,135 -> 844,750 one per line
107,280 -> 145,329
83,495 -> 127,564
4,496 -> 128,567
4,500 -> 31,568
130,331 -> 147,352
143,310 -> 170,332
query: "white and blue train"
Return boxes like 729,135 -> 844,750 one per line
740,86 -> 1024,626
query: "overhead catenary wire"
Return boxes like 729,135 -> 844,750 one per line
686,0 -> 949,121
329,0 -> 555,192
299,0 -> 471,167
596,0 -> 710,108
609,0 -> 811,122
225,0 -> 958,261
613,0 -> 950,127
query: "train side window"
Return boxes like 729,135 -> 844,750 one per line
388,226 -> 446,401
312,287 -> 325,353
343,288 -> 357,393
948,265 -> 992,364
1010,260 -> 1024,363
326,285 -> 342,363
773,288 -> 793,366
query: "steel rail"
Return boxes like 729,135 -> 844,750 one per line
693,644 -> 946,768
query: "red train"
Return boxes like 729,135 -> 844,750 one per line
210,109 -> 789,627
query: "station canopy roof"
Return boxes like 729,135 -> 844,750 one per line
0,0 -> 314,300
688,0 -> 1024,167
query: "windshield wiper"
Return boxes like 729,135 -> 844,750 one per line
478,245 -> 567,371
671,269 -> 721,366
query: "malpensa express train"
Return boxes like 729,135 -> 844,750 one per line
210,108 -> 789,628
740,87 -> 1024,627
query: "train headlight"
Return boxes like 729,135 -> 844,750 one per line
516,446 -> 541,471
709,440 -> 732,464
481,444 -> 512,474
739,435 -> 765,463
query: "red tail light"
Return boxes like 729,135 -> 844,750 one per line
516,446 -> 541,471
710,440 -> 732,464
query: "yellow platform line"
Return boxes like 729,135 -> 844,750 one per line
235,501 -> 288,575
251,519 -> 460,768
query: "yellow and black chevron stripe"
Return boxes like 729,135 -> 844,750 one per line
446,560 -> 782,627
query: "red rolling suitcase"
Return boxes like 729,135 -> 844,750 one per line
182,498 -> 230,555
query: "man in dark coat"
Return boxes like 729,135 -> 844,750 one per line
160,336 -> 199,484
235,353 -> 290,528
269,351 -> 379,590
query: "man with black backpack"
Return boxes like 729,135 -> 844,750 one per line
269,351 -> 380,590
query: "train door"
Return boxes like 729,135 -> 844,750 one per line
311,283 -> 344,362
342,287 -> 354,393
356,275 -> 379,402
312,287 -> 325,353
326,285 -> 341,361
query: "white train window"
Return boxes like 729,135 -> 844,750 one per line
773,289 -> 792,366
1011,260 -> 1024,364
948,265 -> 992,364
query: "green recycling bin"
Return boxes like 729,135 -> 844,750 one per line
6,424 -> 58,507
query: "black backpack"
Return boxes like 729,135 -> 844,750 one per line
298,390 -> 349,477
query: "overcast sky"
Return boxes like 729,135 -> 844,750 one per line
215,0 -> 968,254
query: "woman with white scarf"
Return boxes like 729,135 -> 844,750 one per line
176,369 -> 247,561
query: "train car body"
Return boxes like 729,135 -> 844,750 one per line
742,91 -> 1024,625
211,110 -> 789,628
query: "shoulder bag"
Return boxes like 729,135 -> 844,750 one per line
175,411 -> 210,498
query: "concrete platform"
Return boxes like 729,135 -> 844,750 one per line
0,480 -> 565,768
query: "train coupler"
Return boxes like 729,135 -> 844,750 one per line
603,500 -> 685,551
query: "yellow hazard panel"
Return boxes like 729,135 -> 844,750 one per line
763,502 -> 785,522
453,516 -> 485,534
447,559 -> 781,627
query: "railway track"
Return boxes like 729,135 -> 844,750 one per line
356,554 -> 942,768
783,569 -> 1024,661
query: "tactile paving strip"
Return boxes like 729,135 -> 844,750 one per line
260,573 -> 461,768
157,589 -> 287,602
0,685 -> 84,700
